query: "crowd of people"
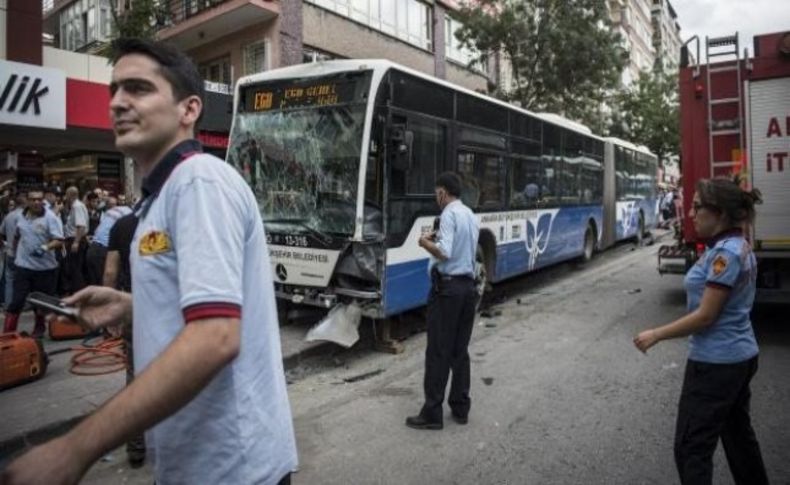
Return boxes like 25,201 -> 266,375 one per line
0,186 -> 135,336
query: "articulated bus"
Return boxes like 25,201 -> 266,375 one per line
227,60 -> 658,320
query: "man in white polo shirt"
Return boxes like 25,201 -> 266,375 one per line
2,38 -> 297,485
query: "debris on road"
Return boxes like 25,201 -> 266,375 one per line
482,377 -> 494,386
624,288 -> 642,294
343,368 -> 384,383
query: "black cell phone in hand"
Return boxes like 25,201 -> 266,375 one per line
27,292 -> 78,319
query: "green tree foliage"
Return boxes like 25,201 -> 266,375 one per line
110,0 -> 168,39
96,0 -> 169,56
609,67 -> 679,163
454,0 -> 626,131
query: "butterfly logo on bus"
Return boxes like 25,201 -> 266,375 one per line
525,209 -> 560,270
619,201 -> 636,237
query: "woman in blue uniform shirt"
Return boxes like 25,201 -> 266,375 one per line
634,176 -> 768,485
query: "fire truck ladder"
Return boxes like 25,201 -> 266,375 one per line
705,33 -> 744,177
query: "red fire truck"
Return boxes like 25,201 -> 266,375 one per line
658,30 -> 790,303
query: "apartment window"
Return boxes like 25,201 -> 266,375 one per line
307,0 -> 432,51
445,15 -> 487,73
243,41 -> 268,76
199,56 -> 232,86
59,0 -> 114,51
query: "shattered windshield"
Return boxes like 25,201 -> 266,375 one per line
227,72 -> 371,236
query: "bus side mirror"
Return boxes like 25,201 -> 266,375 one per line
390,126 -> 414,171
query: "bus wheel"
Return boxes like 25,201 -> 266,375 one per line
581,225 -> 595,264
474,244 -> 489,311
635,213 -> 645,246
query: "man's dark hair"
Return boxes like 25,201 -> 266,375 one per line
110,38 -> 205,123
435,172 -> 462,197
86,192 -> 99,202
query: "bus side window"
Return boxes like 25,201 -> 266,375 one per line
510,155 -> 542,209
457,152 -> 479,210
405,119 -> 444,195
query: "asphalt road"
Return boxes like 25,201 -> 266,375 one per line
72,235 -> 790,484
283,236 -> 790,485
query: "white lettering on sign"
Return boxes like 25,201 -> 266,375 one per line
268,244 -> 340,287
0,60 -> 66,130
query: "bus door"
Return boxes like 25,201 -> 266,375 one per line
386,112 -> 449,248
382,111 -> 449,315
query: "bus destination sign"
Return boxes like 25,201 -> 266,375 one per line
246,80 -> 357,112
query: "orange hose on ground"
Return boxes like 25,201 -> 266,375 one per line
68,337 -> 127,376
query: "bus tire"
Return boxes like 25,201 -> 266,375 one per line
635,212 -> 645,246
580,224 -> 595,264
474,244 -> 489,312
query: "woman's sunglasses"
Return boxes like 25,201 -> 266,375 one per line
692,202 -> 718,212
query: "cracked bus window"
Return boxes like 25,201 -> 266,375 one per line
227,72 -> 372,236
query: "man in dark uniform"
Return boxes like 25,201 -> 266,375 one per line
406,172 -> 480,430
103,212 -> 144,468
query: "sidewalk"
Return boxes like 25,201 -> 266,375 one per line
0,313 -> 331,462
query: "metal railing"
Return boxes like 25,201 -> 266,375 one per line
161,0 -> 229,25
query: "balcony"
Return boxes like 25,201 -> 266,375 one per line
157,0 -> 279,50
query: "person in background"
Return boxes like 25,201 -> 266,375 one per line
0,194 -> 26,310
62,186 -> 89,294
2,190 -> 63,336
85,197 -> 131,287
102,211 -> 144,467
86,192 -> 102,237
634,177 -> 768,485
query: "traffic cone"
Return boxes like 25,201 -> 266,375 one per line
3,313 -> 19,333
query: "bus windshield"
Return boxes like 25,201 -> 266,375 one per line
227,72 -> 371,236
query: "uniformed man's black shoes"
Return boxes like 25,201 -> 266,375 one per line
451,412 -> 468,425
405,415 -> 443,430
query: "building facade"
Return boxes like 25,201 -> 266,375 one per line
650,0 -> 682,71
608,0 -> 658,86
42,0 -> 494,94
29,0 -> 496,195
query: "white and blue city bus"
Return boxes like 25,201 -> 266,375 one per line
227,60 -> 657,321
605,137 -> 660,246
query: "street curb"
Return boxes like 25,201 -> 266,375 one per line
0,415 -> 84,463
0,339 -> 338,462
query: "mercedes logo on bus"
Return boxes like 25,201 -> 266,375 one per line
276,264 -> 288,282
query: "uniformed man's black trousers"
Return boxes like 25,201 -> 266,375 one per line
674,356 -> 768,485
420,274 -> 476,423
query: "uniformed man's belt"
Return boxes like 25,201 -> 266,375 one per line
438,273 -> 474,281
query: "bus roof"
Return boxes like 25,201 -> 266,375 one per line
604,136 -> 655,157
235,59 -> 606,141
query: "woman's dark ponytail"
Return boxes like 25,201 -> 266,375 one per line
696,175 -> 762,226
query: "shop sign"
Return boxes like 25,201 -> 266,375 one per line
204,80 -> 231,95
0,59 -> 66,130
198,131 -> 229,148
